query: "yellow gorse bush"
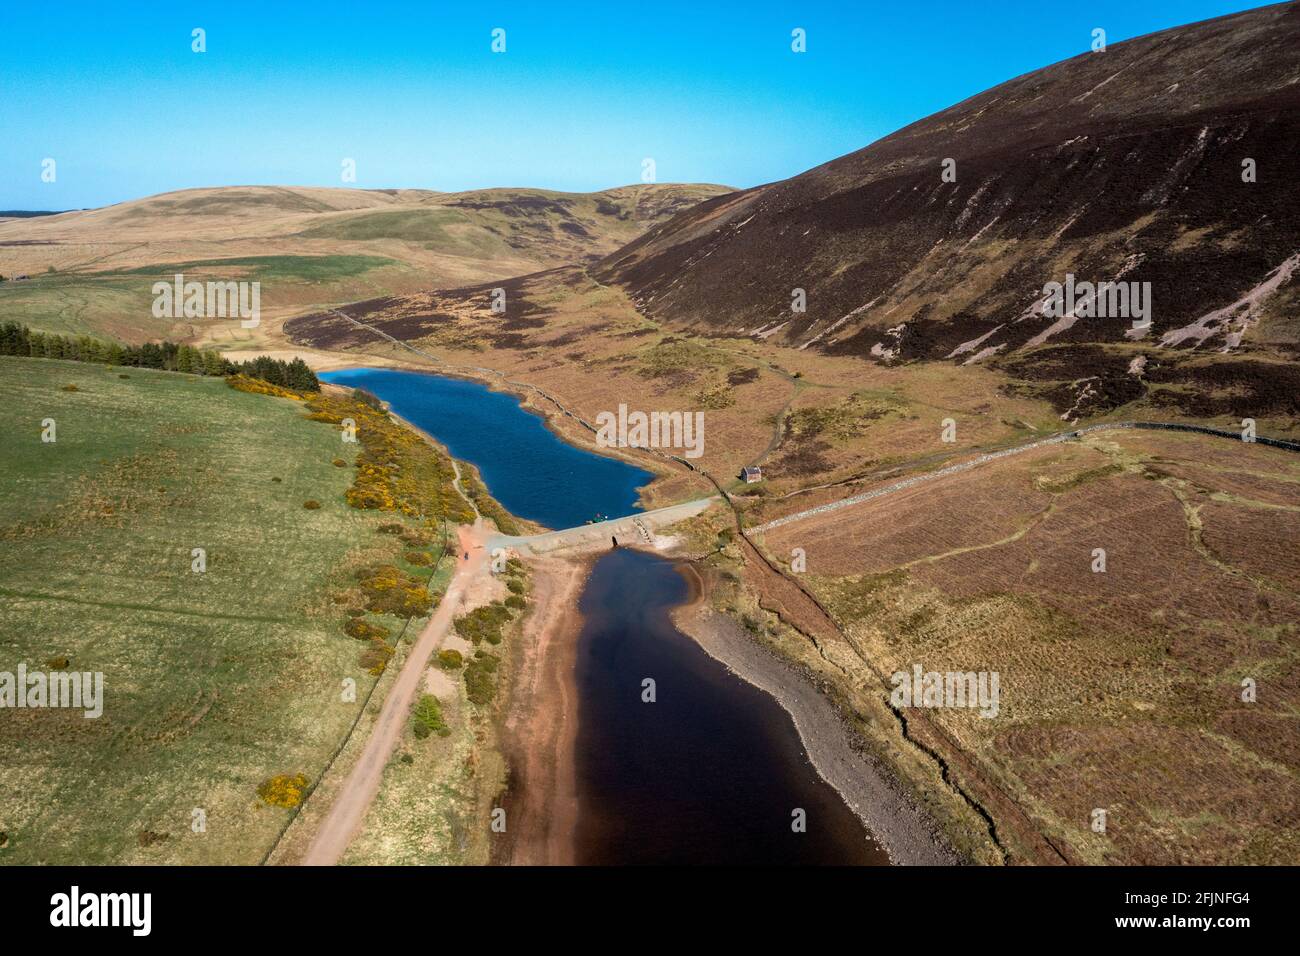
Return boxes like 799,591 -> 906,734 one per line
256,773 -> 310,809
303,393 -> 472,524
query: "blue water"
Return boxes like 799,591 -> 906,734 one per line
319,367 -> 653,530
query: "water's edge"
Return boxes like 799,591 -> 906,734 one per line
327,366 -> 894,868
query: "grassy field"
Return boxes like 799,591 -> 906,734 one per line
0,356 -> 456,863
0,254 -> 408,342
0,183 -> 731,344
755,429 -> 1300,864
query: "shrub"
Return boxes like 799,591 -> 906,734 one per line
332,458 -> 347,467
377,523 -> 405,535
453,603 -> 513,645
227,374 -> 305,400
257,773 -> 310,808
359,641 -> 393,675
344,618 -> 391,641
505,578 -> 525,594
355,564 -> 434,618
303,392 -> 472,524
504,595 -> 526,610
45,655 -> 70,670
61,384 -> 79,392
303,499 -> 321,509
412,694 -> 450,738
404,550 -> 433,566
137,830 -> 170,847
464,655 -> 499,706
437,649 -> 463,670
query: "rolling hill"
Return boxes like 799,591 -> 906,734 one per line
0,183 -> 730,342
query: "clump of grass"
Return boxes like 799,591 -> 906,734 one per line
332,458 -> 347,467
404,550 -> 434,566
45,655 -> 70,670
411,694 -> 451,739
694,380 -> 735,410
61,384 -> 79,392
355,564 -> 434,618
257,773 -> 309,809
637,339 -> 724,379
453,602 -> 513,645
137,830 -> 170,847
1033,463 -> 1124,494
344,617 -> 390,641
303,499 -> 321,510
464,654 -> 499,706
459,467 -> 519,535
437,649 -> 463,670
787,390 -> 906,443
359,641 -> 393,675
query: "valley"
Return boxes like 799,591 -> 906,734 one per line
3,1 -> 1298,870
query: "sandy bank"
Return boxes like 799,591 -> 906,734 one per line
492,555 -> 591,865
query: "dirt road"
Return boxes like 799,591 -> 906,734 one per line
300,521 -> 491,865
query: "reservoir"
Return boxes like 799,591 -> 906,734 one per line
319,367 -> 653,530
573,548 -> 885,865
323,366 -> 883,864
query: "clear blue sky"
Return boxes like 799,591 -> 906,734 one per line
0,0 -> 1270,209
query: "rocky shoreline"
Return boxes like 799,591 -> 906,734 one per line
670,577 -> 960,866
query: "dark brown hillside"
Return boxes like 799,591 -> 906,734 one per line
595,3 -> 1300,371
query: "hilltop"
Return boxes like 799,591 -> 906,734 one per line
0,182 -> 730,342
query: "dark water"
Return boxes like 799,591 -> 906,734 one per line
319,367 -> 653,530
574,549 -> 885,865
328,366 -> 882,863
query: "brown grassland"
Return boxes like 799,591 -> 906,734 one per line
749,428 -> 1300,864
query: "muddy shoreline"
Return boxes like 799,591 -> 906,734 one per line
493,543 -> 957,865
492,555 -> 592,865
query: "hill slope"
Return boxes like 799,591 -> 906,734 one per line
0,183 -> 730,342
595,3 -> 1300,417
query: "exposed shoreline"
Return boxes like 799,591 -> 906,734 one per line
492,555 -> 592,865
670,563 -> 960,866
489,541 -> 958,866
314,359 -> 957,865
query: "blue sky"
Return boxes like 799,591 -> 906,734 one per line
0,0 -> 1270,209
